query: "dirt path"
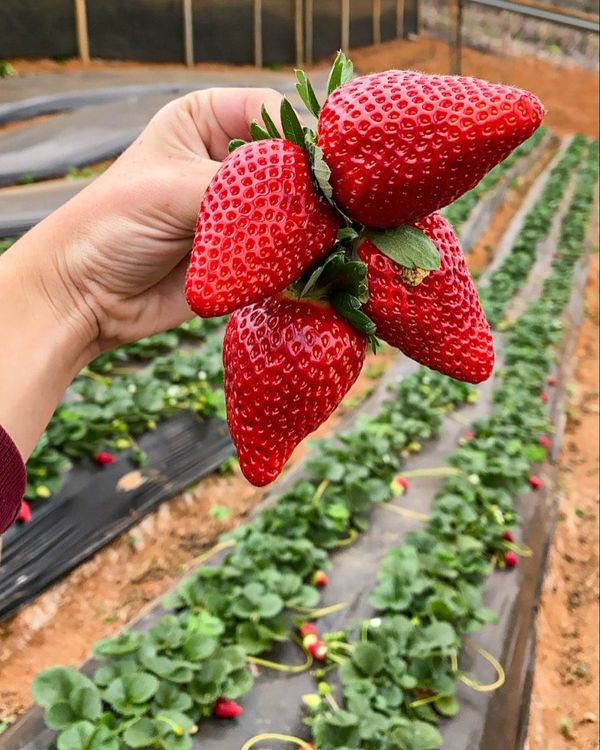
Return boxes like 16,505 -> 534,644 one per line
351,38 -> 599,138
526,252 -> 599,750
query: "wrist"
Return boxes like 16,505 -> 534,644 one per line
0,231 -> 95,457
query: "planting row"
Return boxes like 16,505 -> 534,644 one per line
303,138 -> 599,750
28,139 -> 597,749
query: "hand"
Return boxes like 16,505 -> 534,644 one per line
0,87 -> 282,457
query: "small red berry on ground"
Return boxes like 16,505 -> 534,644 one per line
95,451 -> 116,466
17,500 -> 32,523
505,551 -> 519,568
213,698 -> 244,719
529,475 -> 544,490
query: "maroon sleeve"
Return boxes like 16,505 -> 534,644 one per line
0,424 -> 26,533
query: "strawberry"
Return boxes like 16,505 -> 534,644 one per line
185,139 -> 339,317
529,475 -> 544,490
504,551 -> 519,568
358,212 -> 494,383
223,293 -> 367,486
213,698 -> 244,719
502,530 -> 515,543
306,640 -> 328,662
312,570 -> 329,587
17,500 -> 32,523
540,392 -> 549,403
539,435 -> 551,448
299,623 -> 319,638
317,70 -> 544,227
392,475 -> 410,493
95,451 -> 116,466
547,375 -> 557,386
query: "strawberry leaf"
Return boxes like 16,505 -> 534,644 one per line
280,98 -> 305,148
337,227 -> 359,243
250,120 -> 271,141
228,139 -> 246,153
311,144 -> 333,200
294,69 -> 321,117
364,226 -> 440,270
331,292 -> 376,335
260,104 -> 281,138
326,50 -> 354,96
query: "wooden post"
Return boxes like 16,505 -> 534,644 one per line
254,0 -> 263,67
74,0 -> 90,63
341,0 -> 350,52
372,0 -> 381,45
396,0 -> 405,37
305,0 -> 314,64
295,0 -> 304,67
449,0 -> 463,74
182,0 -> 194,68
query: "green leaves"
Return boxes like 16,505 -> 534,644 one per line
352,642 -> 385,676
103,673 -> 159,716
310,143 -> 334,200
280,98 -> 305,148
326,50 -> 354,95
56,722 -> 118,750
364,226 -> 440,271
295,69 -> 321,117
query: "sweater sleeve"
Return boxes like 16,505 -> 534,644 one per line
0,424 -> 26,533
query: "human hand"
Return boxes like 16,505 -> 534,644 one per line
0,87 -> 282,457
17,87 -> 284,358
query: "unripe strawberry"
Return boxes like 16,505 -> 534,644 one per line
303,633 -> 319,650
213,698 -> 244,719
307,640 -> 328,662
312,570 -> 329,587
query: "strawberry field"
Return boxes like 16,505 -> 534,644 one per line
0,43 -> 599,750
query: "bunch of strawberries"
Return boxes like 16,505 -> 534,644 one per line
185,53 -> 544,487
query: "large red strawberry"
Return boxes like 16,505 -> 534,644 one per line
359,212 -> 494,383
318,71 -> 544,228
185,139 -> 340,317
223,293 -> 367,485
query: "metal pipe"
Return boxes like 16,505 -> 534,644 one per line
468,0 -> 599,32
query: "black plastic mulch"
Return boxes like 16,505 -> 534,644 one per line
0,414 -> 234,621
